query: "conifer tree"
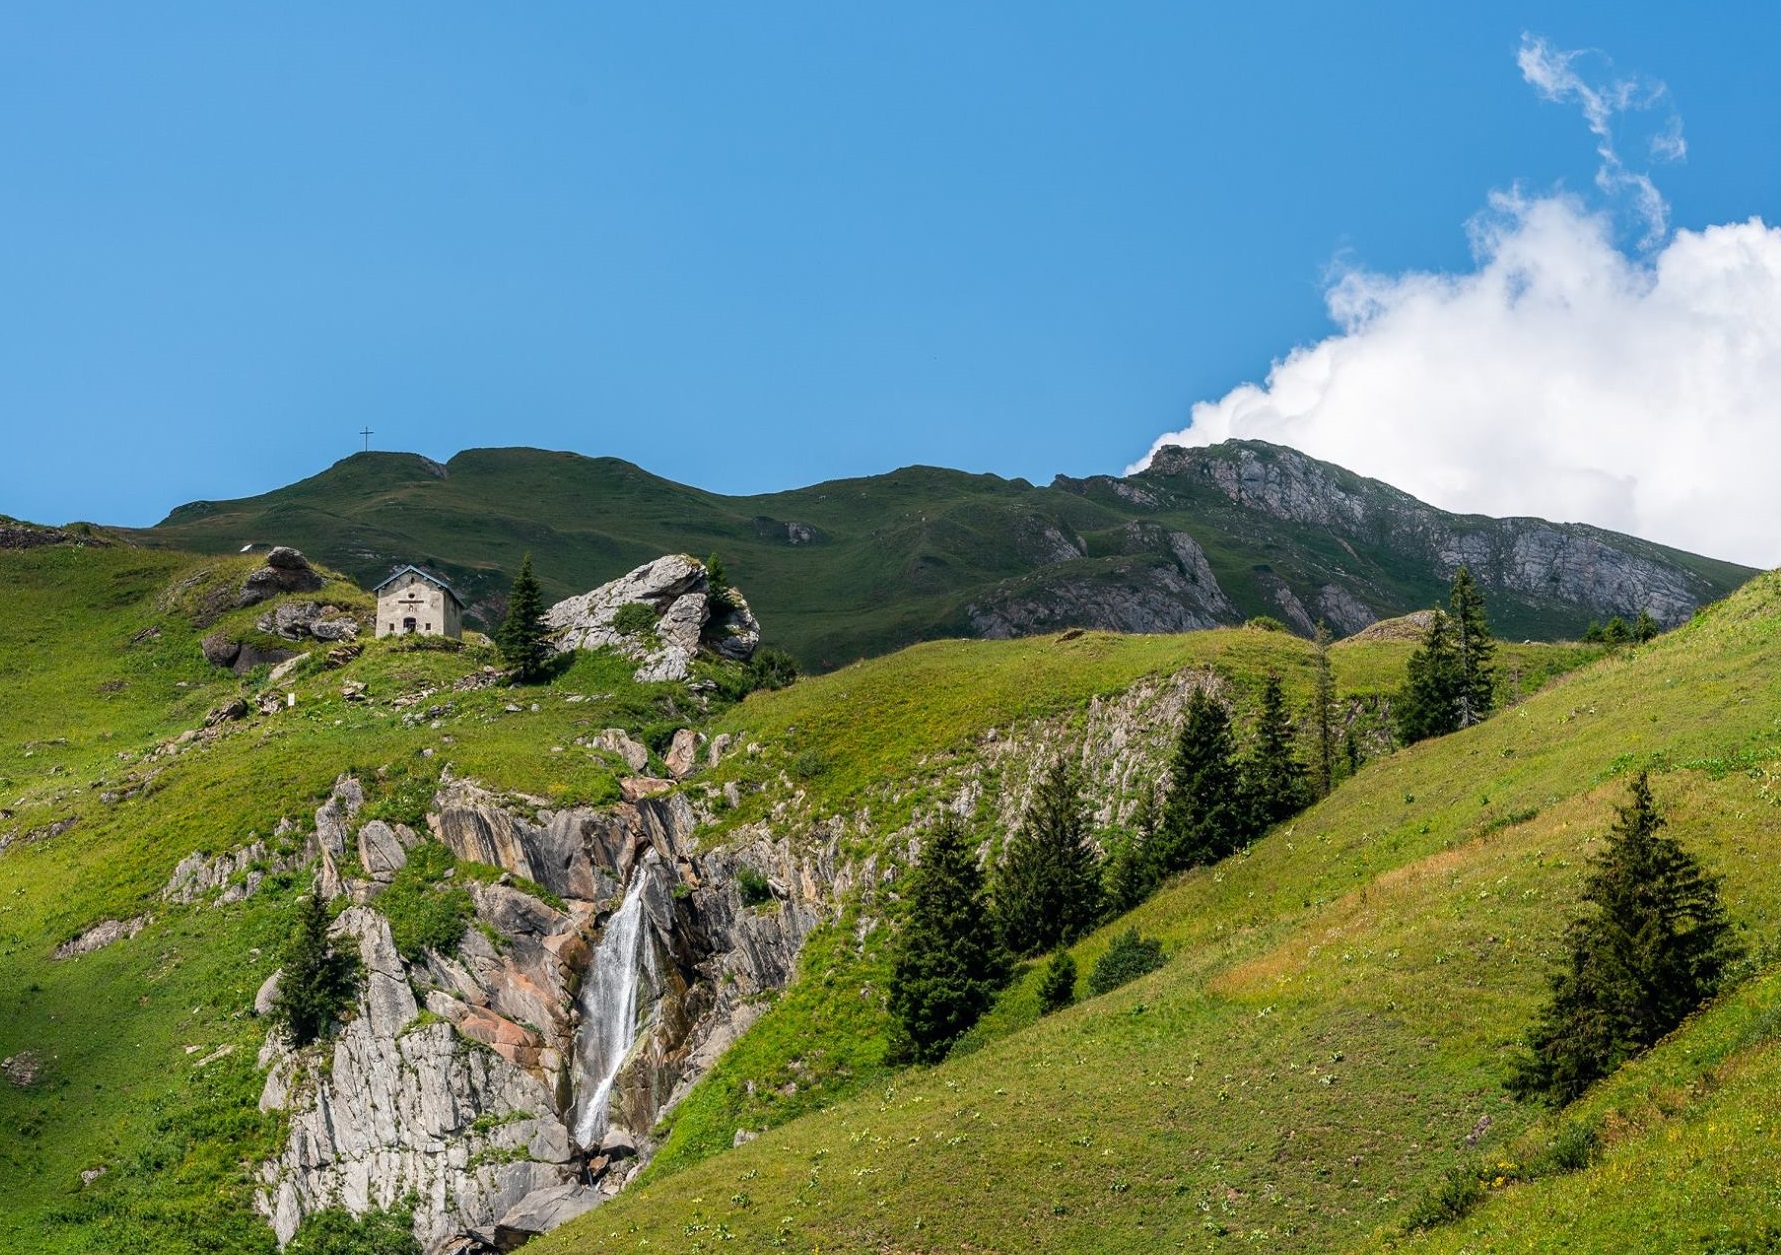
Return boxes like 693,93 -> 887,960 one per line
1511,773 -> 1739,1103
1243,673 -> 1310,831
993,758 -> 1103,957
1037,950 -> 1078,1014
1633,609 -> 1660,644
1312,621 -> 1338,798
1103,787 -> 1164,915
272,885 -> 359,1048
887,816 -> 1008,1063
1157,688 -> 1244,870
497,553 -> 550,681
1448,566 -> 1495,727
1395,609 -> 1462,745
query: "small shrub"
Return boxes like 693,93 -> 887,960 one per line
612,603 -> 657,637
790,749 -> 826,781
377,843 -> 475,962
736,865 -> 774,907
1086,928 -> 1165,996
1530,1121 -> 1599,1175
1402,1167 -> 1484,1233
745,647 -> 799,691
1244,616 -> 1288,633
1037,951 -> 1077,1014
286,1205 -> 420,1255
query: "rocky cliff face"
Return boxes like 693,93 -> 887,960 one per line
255,774 -> 836,1251
1136,442 -> 1723,628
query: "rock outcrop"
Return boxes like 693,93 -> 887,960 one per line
52,915 -> 149,960
258,773 -> 836,1251
258,600 -> 361,643
1139,441 -> 1720,628
544,556 -> 760,682
239,547 -> 327,607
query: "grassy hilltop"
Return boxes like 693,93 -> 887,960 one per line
1,532 -> 1779,1254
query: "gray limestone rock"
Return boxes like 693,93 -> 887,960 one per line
357,821 -> 407,880
53,915 -> 150,960
665,729 -> 699,779
495,1184 -> 603,1246
545,555 -> 760,682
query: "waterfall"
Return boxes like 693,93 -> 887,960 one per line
571,865 -> 656,1148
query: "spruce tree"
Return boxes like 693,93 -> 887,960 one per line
272,885 -> 359,1048
887,816 -> 1008,1064
1103,787 -> 1164,915
1448,566 -> 1495,727
1157,688 -> 1244,871
1395,609 -> 1462,745
993,758 -> 1103,957
1511,773 -> 1739,1104
1037,950 -> 1078,1014
1242,673 -> 1310,831
1312,621 -> 1338,798
497,553 -> 551,682
1633,609 -> 1660,643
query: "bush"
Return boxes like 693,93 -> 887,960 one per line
746,647 -> 799,691
287,1206 -> 420,1255
376,843 -> 475,963
1244,616 -> 1288,632
1037,951 -> 1077,1014
736,865 -> 774,907
1086,929 -> 1165,996
612,603 -> 657,636
1402,1167 -> 1485,1233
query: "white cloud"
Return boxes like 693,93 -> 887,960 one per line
1137,42 -> 1781,570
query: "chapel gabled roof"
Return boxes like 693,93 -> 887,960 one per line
372,565 -> 465,607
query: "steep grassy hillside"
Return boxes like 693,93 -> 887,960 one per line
0,543 -> 753,1253
4,531 -> 1770,1255
528,573 -> 1781,1254
134,442 -> 1753,669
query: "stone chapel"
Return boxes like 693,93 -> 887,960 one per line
373,566 -> 464,639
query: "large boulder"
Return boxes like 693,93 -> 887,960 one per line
238,547 -> 326,607
544,555 -> 760,683
258,601 -> 361,643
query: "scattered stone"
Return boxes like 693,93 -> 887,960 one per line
254,969 -> 282,1017
589,729 -> 649,773
80,1166 -> 107,1186
732,1128 -> 759,1148
53,915 -> 150,960
619,777 -> 674,803
598,1128 -> 637,1159
2,1051 -> 41,1087
206,697 -> 251,727
341,681 -> 369,701
665,729 -> 699,779
128,624 -> 162,645
706,733 -> 734,767
324,643 -> 363,668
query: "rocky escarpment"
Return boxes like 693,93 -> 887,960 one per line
1135,441 -> 1727,628
255,772 -> 837,1251
968,524 -> 1239,639
546,555 -> 762,683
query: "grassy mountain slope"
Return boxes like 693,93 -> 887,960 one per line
4,531 -> 1777,1255
0,542 -> 748,1253
528,573 -> 1781,1254
134,443 -> 1754,669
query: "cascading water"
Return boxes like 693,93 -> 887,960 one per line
571,866 -> 657,1148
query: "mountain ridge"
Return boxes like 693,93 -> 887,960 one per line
130,440 -> 1755,668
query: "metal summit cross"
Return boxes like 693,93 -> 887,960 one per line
360,426 -> 374,452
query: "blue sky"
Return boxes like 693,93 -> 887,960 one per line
5,4 -> 1781,540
